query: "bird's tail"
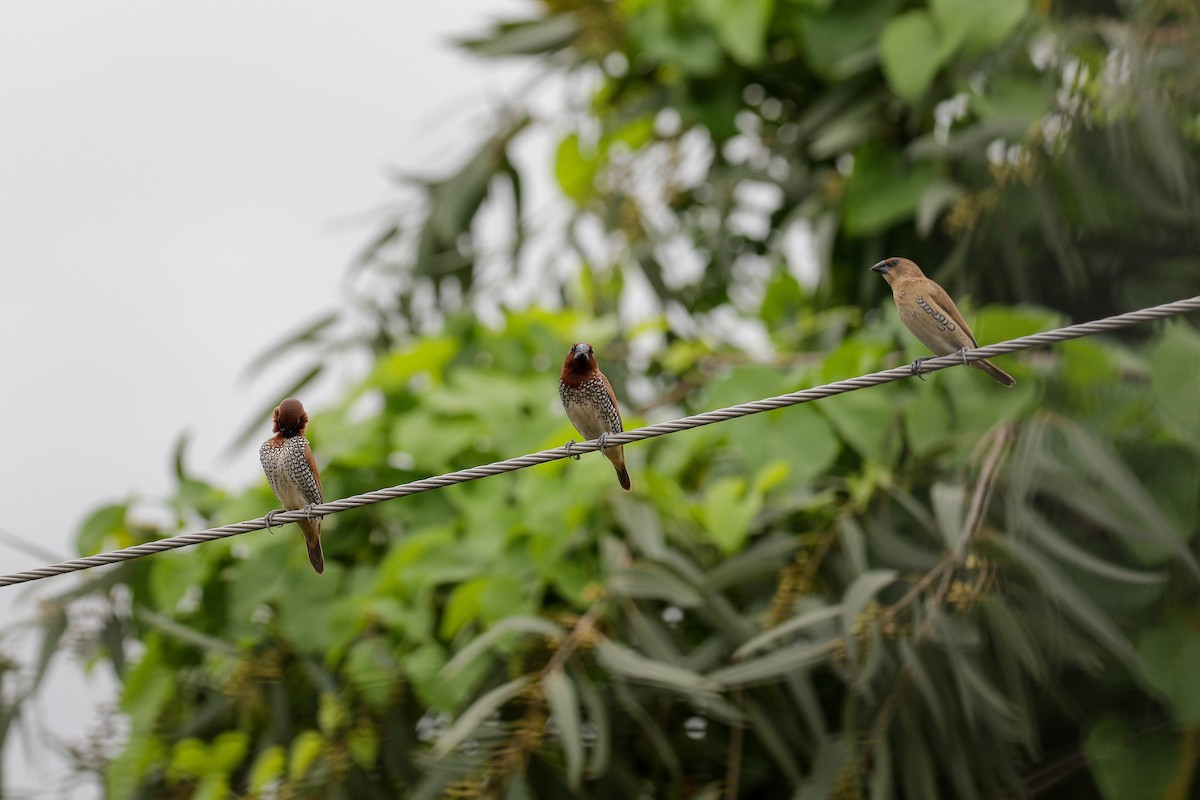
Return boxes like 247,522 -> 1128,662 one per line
603,446 -> 632,491
298,519 -> 325,574
973,359 -> 1015,388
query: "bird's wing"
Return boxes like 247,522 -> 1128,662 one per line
259,441 -> 282,496
303,439 -> 324,504
920,280 -> 978,347
600,372 -> 624,432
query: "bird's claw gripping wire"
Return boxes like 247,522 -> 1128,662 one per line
564,439 -> 582,461
264,509 -> 281,533
910,357 -> 929,381
598,433 -> 610,451
301,504 -> 319,521
958,347 -> 970,366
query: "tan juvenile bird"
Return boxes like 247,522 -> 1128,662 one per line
871,257 -> 1014,387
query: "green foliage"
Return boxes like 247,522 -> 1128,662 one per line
18,299 -> 1200,798
331,0 -> 1200,356
6,0 -> 1200,797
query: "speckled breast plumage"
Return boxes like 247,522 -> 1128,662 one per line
259,436 -> 322,510
560,377 -> 622,440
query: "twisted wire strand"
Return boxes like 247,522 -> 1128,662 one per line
4,294 -> 1199,588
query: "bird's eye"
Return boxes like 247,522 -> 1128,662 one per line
888,258 -> 899,267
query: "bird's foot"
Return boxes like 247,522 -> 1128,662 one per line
301,503 -> 319,521
958,347 -> 970,366
598,433 -> 610,451
264,509 -> 281,532
910,357 -> 929,381
565,439 -> 581,461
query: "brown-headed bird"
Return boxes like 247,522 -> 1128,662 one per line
871,257 -> 1014,387
259,398 -> 325,573
559,342 -> 632,491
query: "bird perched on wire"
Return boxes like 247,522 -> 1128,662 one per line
871,257 -> 1014,387
259,398 -> 325,573
559,342 -> 632,491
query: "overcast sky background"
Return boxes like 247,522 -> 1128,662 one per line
0,2 -> 530,795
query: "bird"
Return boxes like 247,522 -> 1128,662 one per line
559,342 -> 632,491
871,257 -> 1014,387
259,398 -> 325,573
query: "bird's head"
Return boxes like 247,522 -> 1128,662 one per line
870,257 -> 925,285
562,342 -> 598,376
272,398 -> 309,438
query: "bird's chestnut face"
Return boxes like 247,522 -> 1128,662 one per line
563,342 -> 597,375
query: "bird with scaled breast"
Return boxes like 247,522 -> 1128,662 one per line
559,342 -> 632,491
871,257 -> 1015,387
259,398 -> 325,573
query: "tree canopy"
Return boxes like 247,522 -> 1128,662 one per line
6,1 -> 1200,798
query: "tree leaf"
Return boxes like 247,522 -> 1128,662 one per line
992,537 -> 1141,670
434,676 -> 534,757
843,146 -> 936,237
734,604 -> 842,660
840,570 -> 899,636
879,12 -> 948,103
457,14 -> 582,57
441,616 -> 564,680
713,0 -> 774,67
610,563 -> 703,608
1084,716 -> 1182,800
709,641 -> 838,687
1137,618 -> 1200,725
543,669 -> 583,789
596,640 -> 723,694
1021,507 -> 1168,585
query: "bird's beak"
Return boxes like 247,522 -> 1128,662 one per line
572,344 -> 590,359
870,261 -> 889,274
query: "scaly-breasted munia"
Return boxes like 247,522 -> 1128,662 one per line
259,398 -> 325,573
871,257 -> 1014,387
559,342 -> 632,491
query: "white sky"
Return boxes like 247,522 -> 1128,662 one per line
0,2 -> 529,795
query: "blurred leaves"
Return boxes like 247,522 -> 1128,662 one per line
11,0 -> 1200,796
36,301 -> 1200,797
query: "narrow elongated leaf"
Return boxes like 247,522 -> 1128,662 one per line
434,676 -> 533,756
1056,420 -> 1200,576
574,669 -> 611,778
543,669 -> 583,789
930,482 -> 966,552
852,623 -> 890,699
595,640 -> 722,693
704,534 -> 800,589
992,537 -> 1140,670
457,14 -> 582,57
744,698 -> 804,785
613,681 -> 681,779
710,641 -> 838,687
977,598 -> 1045,682
240,313 -> 339,380
899,640 -> 947,735
31,605 -> 68,691
735,604 -> 842,660
840,570 -> 899,636
609,563 -> 702,608
797,735 -> 850,800
896,709 -> 938,800
441,616 -> 564,679
1021,508 -> 1167,584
